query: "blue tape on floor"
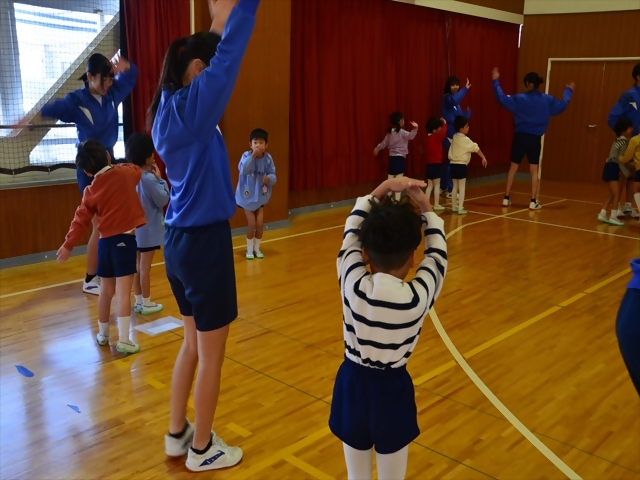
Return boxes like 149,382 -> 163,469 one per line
16,365 -> 34,377
67,405 -> 80,413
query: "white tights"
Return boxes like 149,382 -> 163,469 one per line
343,443 -> 409,480
388,173 -> 403,202
425,179 -> 441,207
452,178 -> 466,211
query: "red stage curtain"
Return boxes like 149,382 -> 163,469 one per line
290,1 -> 519,191
290,0 -> 447,191
447,12 -> 520,171
123,0 -> 191,181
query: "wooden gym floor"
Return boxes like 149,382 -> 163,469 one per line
1,179 -> 639,480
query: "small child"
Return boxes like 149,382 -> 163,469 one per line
235,128 -> 277,260
57,140 -> 145,354
374,112 -> 418,202
620,132 -> 640,224
423,117 -> 447,211
598,117 -> 633,226
127,132 -> 170,313
329,176 -> 447,480
448,116 -> 487,215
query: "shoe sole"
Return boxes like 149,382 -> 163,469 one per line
186,457 -> 243,472
116,345 -> 140,354
96,339 -> 109,346
139,307 -> 164,315
83,289 -> 100,296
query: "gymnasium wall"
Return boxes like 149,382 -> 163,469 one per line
457,0 -> 524,15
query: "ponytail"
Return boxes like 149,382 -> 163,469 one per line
147,37 -> 188,130
523,72 -> 544,90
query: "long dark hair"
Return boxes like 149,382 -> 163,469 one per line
387,111 -> 403,134
444,76 -> 460,94
523,72 -> 544,90
147,31 -> 221,130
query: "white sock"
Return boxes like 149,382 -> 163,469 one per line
99,321 -> 109,337
635,193 -> 640,212
254,238 -> 262,253
143,297 -> 153,307
134,294 -> 143,305
433,179 -> 441,207
246,237 -> 254,254
394,191 -> 401,202
343,443 -> 372,480
458,178 -> 467,210
600,209 -> 607,217
376,445 -> 409,480
426,180 -> 434,204
625,202 -> 632,209
610,210 -> 618,219
452,179 -> 459,210
117,316 -> 131,344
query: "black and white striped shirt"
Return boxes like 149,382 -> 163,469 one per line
337,196 -> 448,369
606,136 -> 628,163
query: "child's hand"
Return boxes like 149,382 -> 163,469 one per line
387,176 -> 425,192
410,121 -> 418,129
57,246 -> 70,263
482,158 -> 488,168
111,52 -> 130,74
263,174 -> 270,185
251,145 -> 265,158
149,164 -> 162,179
405,184 -> 432,212
492,67 -> 500,80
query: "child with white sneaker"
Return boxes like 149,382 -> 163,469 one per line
598,118 -> 632,226
127,132 -> 169,314
57,140 -> 145,354
423,117 -> 447,211
236,128 -> 277,260
448,116 -> 487,215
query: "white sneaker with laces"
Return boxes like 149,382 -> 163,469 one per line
165,420 -> 195,457
608,217 -> 625,226
433,205 -> 445,211
134,303 -> 142,313
116,340 -> 140,354
457,209 -> 468,215
83,279 -> 100,295
630,209 -> 640,219
529,201 -> 542,210
445,191 -> 452,199
502,197 -> 511,206
597,214 -> 609,223
186,433 -> 243,472
140,303 -> 164,315
96,333 -> 109,346
452,206 -> 459,213
617,208 -> 626,217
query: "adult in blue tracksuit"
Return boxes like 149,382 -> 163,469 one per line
37,53 -> 138,295
441,76 -> 472,195
607,63 -> 640,215
492,67 -> 574,210
616,258 -> 640,398
149,0 -> 259,472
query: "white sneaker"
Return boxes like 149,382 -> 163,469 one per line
116,340 -> 140,354
134,303 -> 142,313
433,205 -> 445,211
96,333 -> 109,346
617,208 -> 626,217
630,209 -> 640,218
445,191 -> 452,199
83,279 -> 100,295
186,433 -> 243,472
255,250 -> 264,259
165,420 -> 195,457
608,217 -> 625,226
457,209 -> 468,215
623,204 -> 633,215
597,214 -> 609,223
502,197 -> 511,206
452,206 -> 459,213
139,303 -> 164,315
529,201 -> 542,210
246,252 -> 254,260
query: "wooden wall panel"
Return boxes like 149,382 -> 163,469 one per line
457,0 -> 524,15
194,0 -> 291,230
0,183 -> 90,259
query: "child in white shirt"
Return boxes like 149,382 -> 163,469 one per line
448,116 -> 487,214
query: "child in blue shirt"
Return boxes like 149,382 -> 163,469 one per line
127,133 -> 169,314
235,128 -> 277,259
32,52 -> 138,296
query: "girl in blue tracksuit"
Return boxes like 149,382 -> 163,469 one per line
37,53 -> 138,295
441,76 -> 471,196
149,0 -> 260,472
616,258 -> 640,398
493,68 -> 573,210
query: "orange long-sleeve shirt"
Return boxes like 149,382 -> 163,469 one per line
63,163 -> 146,251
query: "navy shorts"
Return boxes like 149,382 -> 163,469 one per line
511,132 -> 542,165
76,166 -> 93,194
329,358 -> 419,454
97,234 -> 137,278
602,162 -> 621,183
635,169 -> 640,183
450,164 -> 467,180
425,163 -> 441,180
388,156 -> 406,176
164,221 -> 237,332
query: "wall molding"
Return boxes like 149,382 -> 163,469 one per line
524,0 -> 640,15
393,0 -> 524,24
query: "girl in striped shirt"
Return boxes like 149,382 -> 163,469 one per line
329,176 -> 447,480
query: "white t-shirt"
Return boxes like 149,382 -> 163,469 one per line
448,133 -> 479,165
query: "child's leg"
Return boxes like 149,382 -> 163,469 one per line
254,207 -> 264,255
139,251 -> 155,301
376,445 -> 409,480
609,181 -> 621,218
433,178 -> 441,207
243,209 -> 257,254
505,162 -> 519,197
530,164 -> 539,200
425,180 -> 434,202
452,179 -> 459,210
343,443 -> 373,480
169,315 -> 198,434
97,277 -> 116,338
601,186 -> 614,219
134,251 -> 142,302
115,274 -> 135,345
458,178 -> 467,211
394,174 -> 403,201
625,176 -> 634,207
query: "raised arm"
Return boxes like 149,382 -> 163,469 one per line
109,57 -> 139,106
239,151 -> 256,175
492,79 -> 516,112
549,84 -> 573,116
183,0 -> 260,142
40,93 -> 82,123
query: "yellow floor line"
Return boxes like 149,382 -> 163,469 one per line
558,293 -> 587,307
284,455 -> 335,480
144,376 -> 165,389
584,268 -> 632,293
227,423 -> 252,438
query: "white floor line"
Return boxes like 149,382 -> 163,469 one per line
511,190 -> 603,206
428,209 -> 583,480
0,225 -> 344,299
